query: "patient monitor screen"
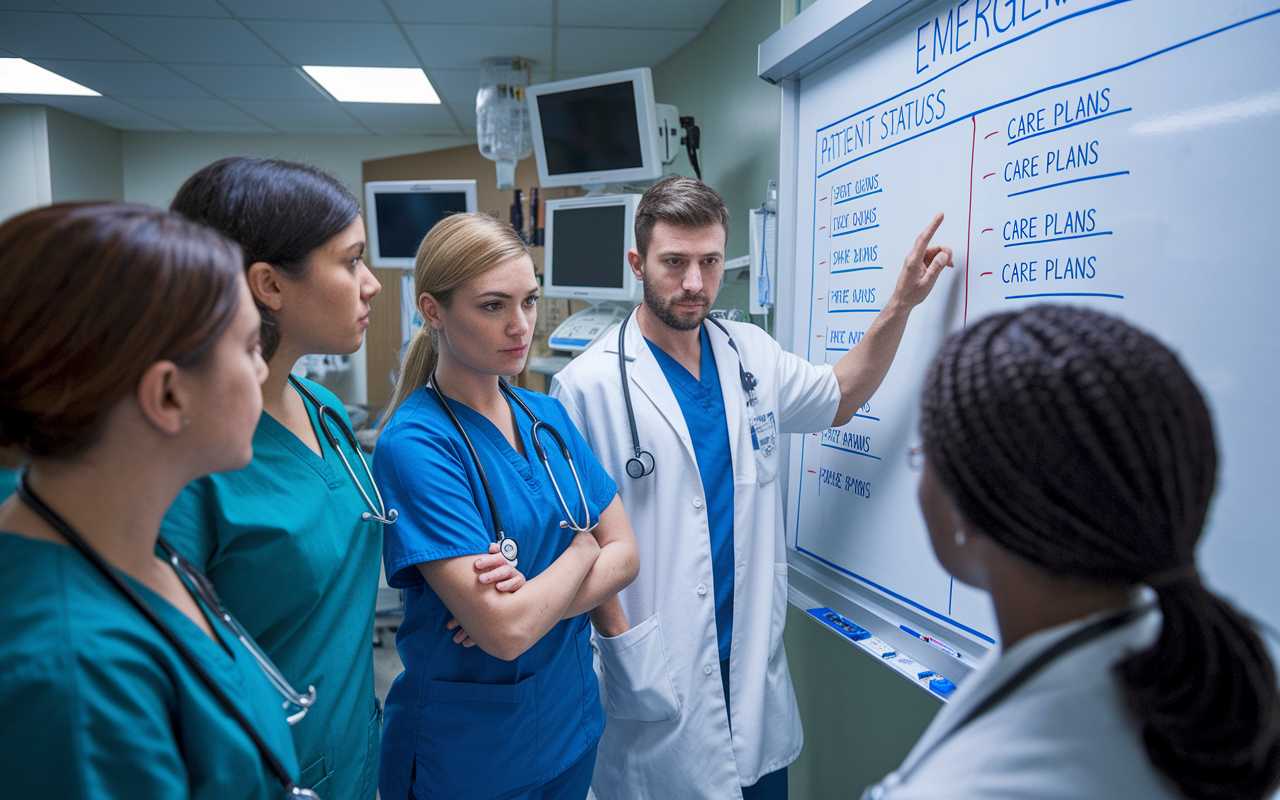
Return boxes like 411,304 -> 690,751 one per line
537,81 -> 644,176
374,192 -> 470,258
551,205 -> 627,289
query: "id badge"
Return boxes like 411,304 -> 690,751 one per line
749,411 -> 779,485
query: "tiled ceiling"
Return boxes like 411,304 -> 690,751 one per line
0,0 -> 727,135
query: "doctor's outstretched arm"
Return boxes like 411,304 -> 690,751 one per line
830,212 -> 954,427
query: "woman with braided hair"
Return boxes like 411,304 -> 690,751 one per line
865,304 -> 1280,800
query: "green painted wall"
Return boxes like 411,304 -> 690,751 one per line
654,3 -> 943,797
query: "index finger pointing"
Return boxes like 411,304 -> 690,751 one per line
913,212 -> 945,254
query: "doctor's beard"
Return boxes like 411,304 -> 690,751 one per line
643,279 -> 710,332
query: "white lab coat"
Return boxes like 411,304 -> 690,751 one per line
865,603 -> 1180,800
551,315 -> 840,800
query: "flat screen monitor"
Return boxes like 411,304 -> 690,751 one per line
527,69 -> 663,188
365,179 -> 477,268
543,194 -> 642,303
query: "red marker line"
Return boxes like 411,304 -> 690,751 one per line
982,227 -> 993,233
819,260 -> 827,265
980,271 -> 993,276
983,172 -> 996,179
820,197 -> 827,201
965,116 -> 976,326
819,226 -> 826,230
807,469 -> 817,473
985,131 -> 998,139
816,334 -> 824,338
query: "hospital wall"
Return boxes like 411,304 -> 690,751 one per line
653,0 -> 943,796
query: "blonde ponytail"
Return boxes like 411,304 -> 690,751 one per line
379,213 -> 530,429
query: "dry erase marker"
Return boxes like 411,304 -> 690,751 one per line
900,625 -> 961,659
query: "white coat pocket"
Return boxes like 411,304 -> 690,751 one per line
593,613 -> 681,722
750,410 -> 779,486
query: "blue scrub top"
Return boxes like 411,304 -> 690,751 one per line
374,385 -> 615,800
648,326 -> 736,662
0,532 -> 298,799
161,377 -> 383,800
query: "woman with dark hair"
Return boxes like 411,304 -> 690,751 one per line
159,156 -> 414,799
865,304 -> 1280,800
0,202 -> 303,797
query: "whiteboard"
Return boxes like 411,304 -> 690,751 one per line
772,0 -> 1280,654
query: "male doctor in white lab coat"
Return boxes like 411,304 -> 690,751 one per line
551,175 -> 952,800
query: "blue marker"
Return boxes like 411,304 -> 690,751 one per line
901,625 -> 962,659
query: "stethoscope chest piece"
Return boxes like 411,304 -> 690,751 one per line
499,537 -> 519,568
625,450 -> 654,479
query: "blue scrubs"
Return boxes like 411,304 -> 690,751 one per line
161,377 -> 383,799
0,532 -> 298,799
648,327 -> 736,661
0,466 -> 17,501
374,385 -> 615,800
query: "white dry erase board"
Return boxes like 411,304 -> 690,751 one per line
760,0 -> 1280,687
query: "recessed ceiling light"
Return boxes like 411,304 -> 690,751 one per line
0,59 -> 100,96
301,66 -> 440,104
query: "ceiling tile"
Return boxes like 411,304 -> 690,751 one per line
229,98 -> 360,126
0,11 -> 147,60
58,0 -> 229,16
386,0 -> 552,26
180,119 -> 278,132
271,121 -> 371,134
245,20 -> 418,67
425,68 -> 479,106
221,0 -> 392,22
401,23 -> 552,70
83,15 -> 284,64
28,59 -> 209,97
167,64 -> 320,100
0,1 -> 69,10
555,27 -> 697,73
106,118 -> 184,130
556,0 -> 724,30
122,95 -> 262,123
342,100 -> 457,129
9,93 -> 165,122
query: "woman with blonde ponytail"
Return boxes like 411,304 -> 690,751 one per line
372,213 -> 639,800
865,304 -> 1280,800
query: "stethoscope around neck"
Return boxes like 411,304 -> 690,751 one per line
616,306 -> 759,479
428,370 -> 599,568
288,375 -> 397,525
15,474 -> 322,800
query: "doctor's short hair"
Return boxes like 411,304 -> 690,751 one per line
634,175 -> 729,260
380,213 -> 531,428
170,156 -> 359,362
919,304 -> 1280,800
0,202 -> 243,458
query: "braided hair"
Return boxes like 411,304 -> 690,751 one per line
919,304 -> 1280,800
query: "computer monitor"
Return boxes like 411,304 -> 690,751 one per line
542,194 -> 642,303
527,68 -> 663,189
365,179 -> 477,268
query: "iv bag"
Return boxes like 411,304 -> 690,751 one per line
477,57 -> 534,189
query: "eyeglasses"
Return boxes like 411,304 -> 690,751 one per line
160,541 -> 317,724
907,445 -> 925,471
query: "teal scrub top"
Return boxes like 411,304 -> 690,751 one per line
374,386 -> 614,800
161,377 -> 383,800
0,532 -> 299,799
0,466 -> 17,501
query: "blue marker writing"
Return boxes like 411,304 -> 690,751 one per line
900,625 -> 962,659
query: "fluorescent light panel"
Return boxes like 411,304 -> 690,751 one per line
302,66 -> 439,104
0,59 -> 99,96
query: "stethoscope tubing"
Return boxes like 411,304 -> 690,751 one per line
288,376 -> 397,525
15,474 -> 321,800
615,307 -> 758,479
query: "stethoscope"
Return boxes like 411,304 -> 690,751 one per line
289,375 -> 397,525
617,307 -> 759,479
861,601 -> 1155,799
427,371 -> 599,568
15,474 -> 321,800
